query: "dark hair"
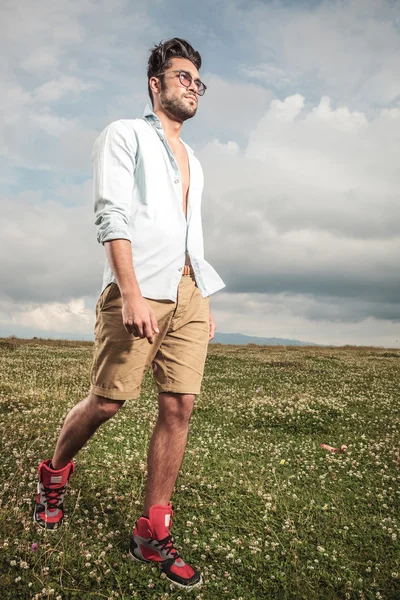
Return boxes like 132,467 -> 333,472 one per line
147,38 -> 202,106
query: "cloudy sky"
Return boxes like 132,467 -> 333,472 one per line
1,0 -> 399,347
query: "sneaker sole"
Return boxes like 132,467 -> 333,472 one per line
128,550 -> 203,590
33,509 -> 62,532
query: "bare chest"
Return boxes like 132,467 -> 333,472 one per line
169,142 -> 190,216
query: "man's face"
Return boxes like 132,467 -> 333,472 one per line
157,58 -> 200,122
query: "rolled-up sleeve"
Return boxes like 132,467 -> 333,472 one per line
92,120 -> 137,245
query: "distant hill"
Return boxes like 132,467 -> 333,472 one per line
210,332 -> 317,346
0,329 -> 316,346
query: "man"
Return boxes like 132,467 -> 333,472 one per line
33,38 -> 225,590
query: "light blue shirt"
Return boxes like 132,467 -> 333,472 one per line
92,104 -> 225,301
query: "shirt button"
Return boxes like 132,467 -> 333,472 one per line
174,178 -> 180,184
178,267 -> 182,271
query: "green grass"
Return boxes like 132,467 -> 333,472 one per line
0,338 -> 399,599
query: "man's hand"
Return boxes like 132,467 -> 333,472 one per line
122,294 -> 159,344
209,310 -> 216,341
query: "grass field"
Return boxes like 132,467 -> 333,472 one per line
0,338 -> 399,600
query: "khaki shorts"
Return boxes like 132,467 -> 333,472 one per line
89,273 -> 210,401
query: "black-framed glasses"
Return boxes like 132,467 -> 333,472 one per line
154,69 -> 207,96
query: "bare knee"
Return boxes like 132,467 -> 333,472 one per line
158,393 -> 195,428
87,392 -> 125,421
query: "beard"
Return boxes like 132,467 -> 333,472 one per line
160,88 -> 197,122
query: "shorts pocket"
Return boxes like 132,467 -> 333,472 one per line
101,283 -> 120,310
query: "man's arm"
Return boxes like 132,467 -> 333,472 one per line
104,240 -> 159,343
93,121 -> 136,246
209,310 -> 216,341
104,239 -> 140,298
93,122 -> 158,343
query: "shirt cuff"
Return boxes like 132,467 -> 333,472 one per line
97,229 -> 132,245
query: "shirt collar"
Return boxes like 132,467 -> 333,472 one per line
143,103 -> 160,124
142,104 -> 194,154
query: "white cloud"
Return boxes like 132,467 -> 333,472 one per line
191,73 -> 274,139
308,96 -> 368,131
0,0 -> 154,169
209,139 -> 240,155
0,298 -> 95,333
1,0 -> 92,75
33,76 -> 101,104
267,94 -> 305,122
0,188 -> 103,304
199,92 -> 400,327
31,113 -> 79,137
20,48 -> 60,74
231,0 -> 400,108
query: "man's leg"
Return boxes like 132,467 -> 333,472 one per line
143,392 -> 194,514
34,393 -> 124,529
52,393 -> 125,469
130,391 -> 201,589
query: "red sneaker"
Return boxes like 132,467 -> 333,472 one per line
129,503 -> 202,589
34,459 -> 75,530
